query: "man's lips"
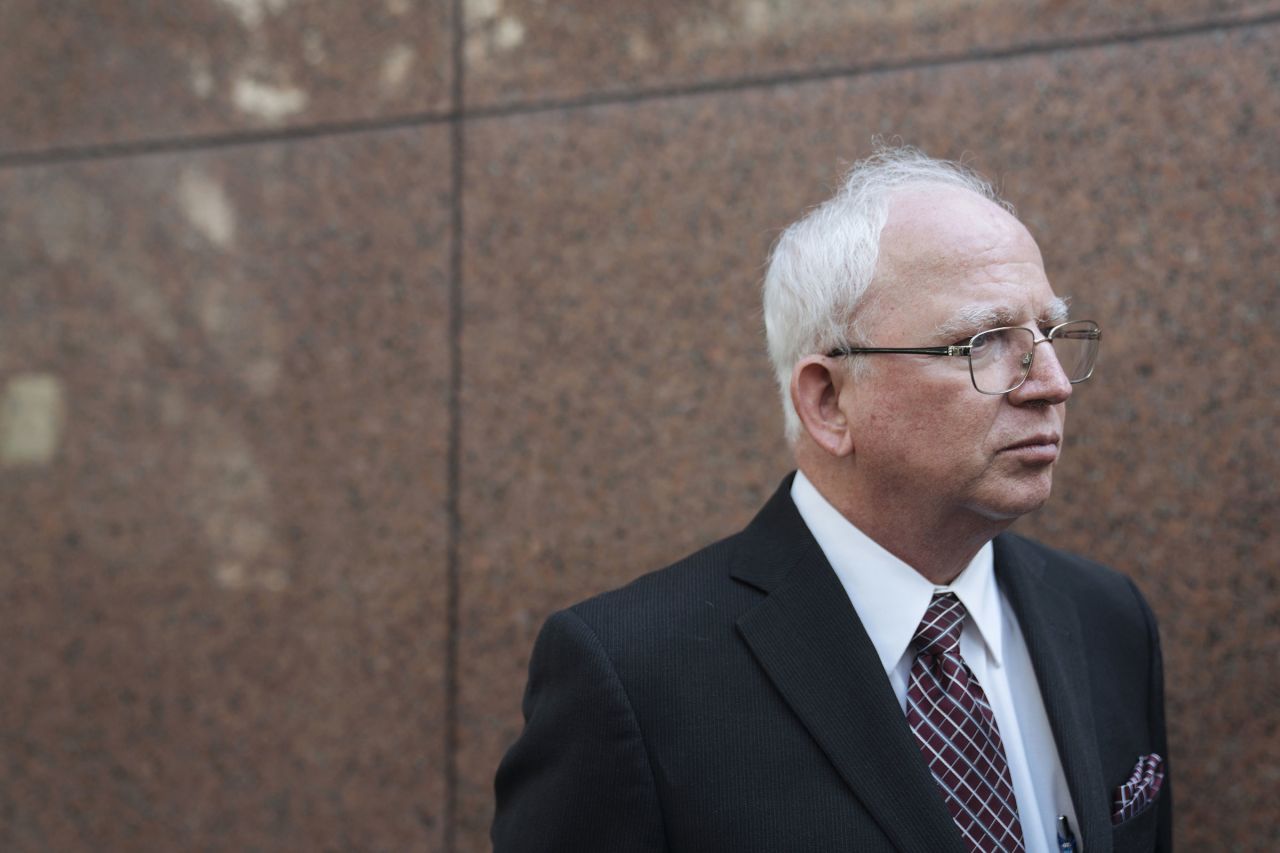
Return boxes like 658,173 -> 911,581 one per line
1002,434 -> 1061,451
999,434 -> 1061,462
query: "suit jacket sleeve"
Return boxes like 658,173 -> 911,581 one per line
492,608 -> 668,853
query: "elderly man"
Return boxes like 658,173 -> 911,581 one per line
492,148 -> 1170,853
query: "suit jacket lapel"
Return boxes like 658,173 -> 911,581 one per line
731,480 -> 966,853
995,534 -> 1111,853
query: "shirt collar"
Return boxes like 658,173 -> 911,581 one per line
790,470 -> 1004,673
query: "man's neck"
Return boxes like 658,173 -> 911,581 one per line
797,464 -> 1011,585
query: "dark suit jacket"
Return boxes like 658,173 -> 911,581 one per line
493,475 -> 1172,852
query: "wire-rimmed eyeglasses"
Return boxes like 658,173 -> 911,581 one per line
825,320 -> 1102,395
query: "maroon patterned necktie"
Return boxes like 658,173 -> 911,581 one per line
906,592 -> 1026,853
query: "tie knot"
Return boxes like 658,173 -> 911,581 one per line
913,593 -> 966,657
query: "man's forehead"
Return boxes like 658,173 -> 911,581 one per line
879,184 -> 1023,258
876,186 -> 1046,292
864,184 -> 1054,326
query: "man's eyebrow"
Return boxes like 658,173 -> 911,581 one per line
934,296 -> 1073,339
1041,296 -> 1071,326
935,306 -> 1017,339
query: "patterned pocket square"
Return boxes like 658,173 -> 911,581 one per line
1111,753 -> 1165,825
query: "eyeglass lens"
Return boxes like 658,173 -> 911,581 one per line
969,322 -> 1099,394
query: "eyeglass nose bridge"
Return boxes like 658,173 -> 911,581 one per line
1011,334 -> 1065,389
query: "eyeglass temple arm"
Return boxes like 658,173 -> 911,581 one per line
825,345 -> 969,358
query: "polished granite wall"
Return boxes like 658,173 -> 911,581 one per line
2,3 -> 1277,851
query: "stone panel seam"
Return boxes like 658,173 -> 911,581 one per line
0,109 -> 455,170
460,9 -> 1280,123
1,10 -> 1278,170
444,0 -> 466,848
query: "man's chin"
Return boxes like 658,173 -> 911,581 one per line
969,478 -> 1054,522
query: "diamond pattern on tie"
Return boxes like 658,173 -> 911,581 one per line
906,593 -> 1025,853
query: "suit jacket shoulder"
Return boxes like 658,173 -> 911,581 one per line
996,531 -> 1160,673
566,530 -> 756,657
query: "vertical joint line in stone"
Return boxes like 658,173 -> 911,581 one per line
444,0 -> 466,847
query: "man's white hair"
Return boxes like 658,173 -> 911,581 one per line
762,146 -> 1014,442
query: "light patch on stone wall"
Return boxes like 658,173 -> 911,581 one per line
190,416 -> 288,592
242,359 -> 281,396
493,16 -> 526,50
190,57 -> 215,98
465,0 -> 527,63
178,169 -> 237,247
195,278 -> 283,396
214,559 -> 284,591
302,30 -> 327,66
386,0 -> 412,15
742,0 -> 772,33
380,43 -> 416,92
627,31 -> 655,62
214,561 -> 248,588
672,0 -> 983,53
232,77 -> 309,122
465,0 -> 501,27
1,373 -> 67,466
216,0 -> 293,29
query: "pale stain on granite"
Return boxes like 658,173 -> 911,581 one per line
1,373 -> 67,466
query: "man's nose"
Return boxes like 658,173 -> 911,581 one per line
1008,337 -> 1073,405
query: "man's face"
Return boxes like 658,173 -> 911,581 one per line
843,185 -> 1075,524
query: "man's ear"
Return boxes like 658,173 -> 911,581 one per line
790,356 -> 855,457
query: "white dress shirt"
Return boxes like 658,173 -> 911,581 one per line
791,471 -> 1081,853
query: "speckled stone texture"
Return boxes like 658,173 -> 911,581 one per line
0,129 -> 452,849
456,24 -> 1279,853
462,0 -> 1279,107
4,2 -> 1279,851
0,1 -> 452,154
